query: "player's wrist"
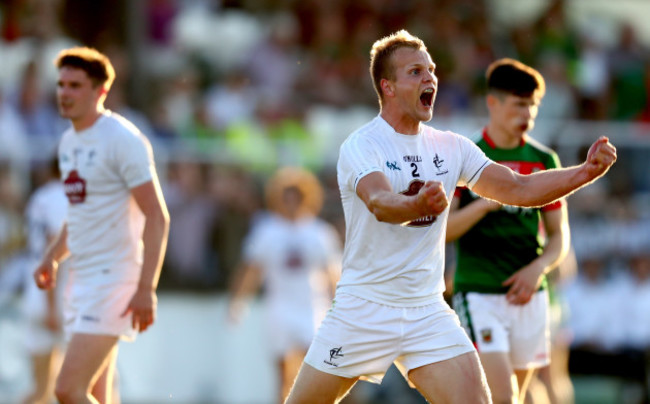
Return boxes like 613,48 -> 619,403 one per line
43,255 -> 58,269
137,282 -> 156,292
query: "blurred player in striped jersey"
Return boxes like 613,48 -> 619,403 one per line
448,58 -> 571,404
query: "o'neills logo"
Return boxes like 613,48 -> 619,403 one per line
399,180 -> 437,227
64,169 -> 87,204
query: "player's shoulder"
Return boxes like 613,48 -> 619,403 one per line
31,180 -> 58,199
101,110 -> 148,141
422,124 -> 474,148
340,116 -> 389,149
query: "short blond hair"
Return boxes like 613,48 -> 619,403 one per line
369,30 -> 427,105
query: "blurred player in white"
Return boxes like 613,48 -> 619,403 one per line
20,158 -> 68,404
34,46 -> 169,404
285,30 -> 616,404
229,167 -> 342,403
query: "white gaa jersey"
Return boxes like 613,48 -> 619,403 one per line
22,180 -> 68,318
337,115 -> 491,306
58,110 -> 155,281
243,214 -> 342,327
25,181 -> 68,259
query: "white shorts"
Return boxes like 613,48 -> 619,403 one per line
64,269 -> 138,342
304,293 -> 475,385
453,291 -> 550,369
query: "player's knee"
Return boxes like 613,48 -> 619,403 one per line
54,379 -> 86,404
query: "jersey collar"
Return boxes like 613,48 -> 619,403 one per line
482,127 -> 526,149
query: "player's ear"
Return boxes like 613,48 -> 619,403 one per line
380,78 -> 395,98
486,93 -> 499,111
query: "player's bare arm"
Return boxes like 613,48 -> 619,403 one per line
445,196 -> 501,242
227,262 -> 263,324
121,178 -> 170,333
34,223 -> 70,290
357,171 -> 448,224
472,136 -> 616,207
503,206 -> 570,305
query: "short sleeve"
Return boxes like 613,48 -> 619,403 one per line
456,135 -> 492,189
115,133 -> 155,189
337,135 -> 382,192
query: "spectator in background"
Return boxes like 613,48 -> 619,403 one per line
0,88 -> 30,190
574,32 -> 610,121
9,60 -> 68,140
245,12 -> 302,105
607,23 -> 648,121
228,166 -> 341,403
203,69 -> 256,132
565,255 -> 627,371
161,160 -> 219,290
20,158 -> 68,404
623,250 -> 650,350
536,51 -> 577,122
0,162 -> 26,267
207,166 -> 261,290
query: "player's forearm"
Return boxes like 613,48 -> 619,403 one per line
367,190 -> 428,224
534,227 -> 571,275
138,210 -> 169,291
446,201 -> 492,242
480,163 -> 593,208
43,224 -> 70,265
229,263 -> 262,301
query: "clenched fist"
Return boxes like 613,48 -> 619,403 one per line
416,181 -> 448,217
584,136 -> 617,180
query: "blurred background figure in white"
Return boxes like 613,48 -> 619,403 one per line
20,157 -> 68,404
228,166 -> 342,403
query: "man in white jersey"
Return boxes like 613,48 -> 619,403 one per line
33,46 -> 170,404
229,167 -> 341,403
21,158 -> 68,404
285,30 -> 616,404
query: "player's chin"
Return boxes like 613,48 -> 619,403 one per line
417,106 -> 433,121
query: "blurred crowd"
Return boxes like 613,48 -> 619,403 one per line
1,0 -> 650,400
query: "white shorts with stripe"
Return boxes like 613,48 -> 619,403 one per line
453,290 -> 550,370
64,268 -> 139,342
303,293 -> 475,385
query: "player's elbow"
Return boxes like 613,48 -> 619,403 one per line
367,199 -> 398,224
148,206 -> 170,233
369,204 -> 390,223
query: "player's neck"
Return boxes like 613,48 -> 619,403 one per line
71,106 -> 105,132
486,123 -> 523,149
380,109 -> 420,135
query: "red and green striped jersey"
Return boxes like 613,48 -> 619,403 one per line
453,128 -> 563,294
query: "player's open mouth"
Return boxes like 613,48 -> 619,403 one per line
420,88 -> 434,107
